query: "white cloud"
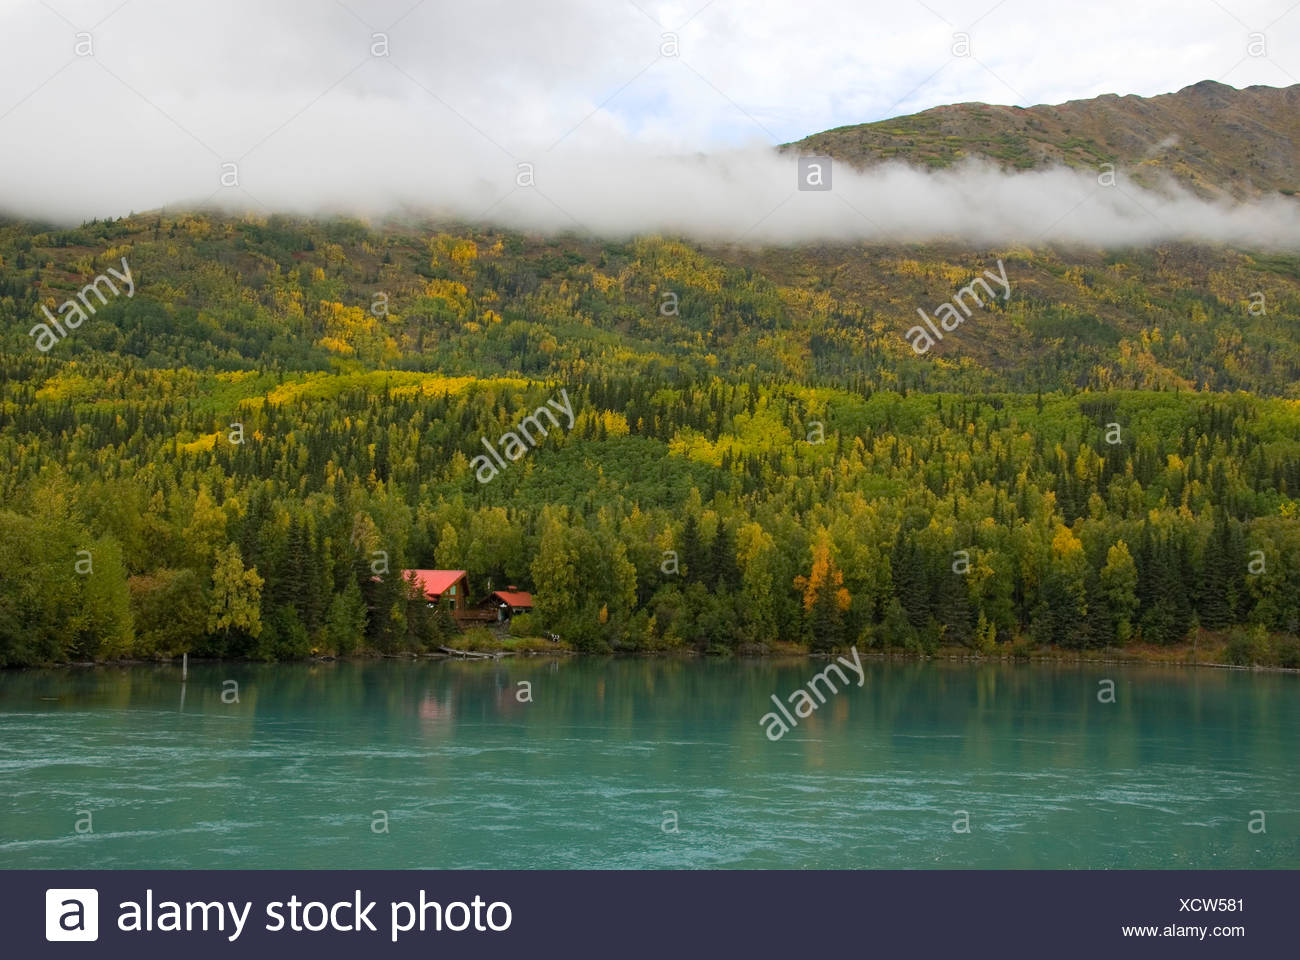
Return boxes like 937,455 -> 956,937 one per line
0,0 -> 1296,245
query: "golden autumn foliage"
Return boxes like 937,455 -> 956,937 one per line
795,538 -> 852,614
4,211 -> 1300,666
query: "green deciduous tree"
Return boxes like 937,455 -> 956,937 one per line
207,542 -> 264,653
1100,539 -> 1138,644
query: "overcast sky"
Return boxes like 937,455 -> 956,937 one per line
1,0 -> 1297,243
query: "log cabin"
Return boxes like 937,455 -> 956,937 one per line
403,569 -> 469,620
403,569 -> 513,625
480,587 -> 534,622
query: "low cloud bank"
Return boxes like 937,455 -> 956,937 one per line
377,149 -> 1300,248
6,137 -> 1298,249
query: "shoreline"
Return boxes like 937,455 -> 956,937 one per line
11,642 -> 1300,674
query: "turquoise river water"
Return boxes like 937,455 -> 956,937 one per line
0,658 -> 1296,869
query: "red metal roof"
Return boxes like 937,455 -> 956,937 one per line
404,569 -> 466,598
490,589 -> 533,608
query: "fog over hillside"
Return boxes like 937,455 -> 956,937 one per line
2,0 -> 1298,245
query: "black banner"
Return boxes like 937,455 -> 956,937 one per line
7,870 -> 1291,957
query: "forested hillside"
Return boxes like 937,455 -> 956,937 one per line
1,211 -> 1298,666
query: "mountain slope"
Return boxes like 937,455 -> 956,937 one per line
789,81 -> 1300,200
3,213 -> 1298,397
3,211 -> 1300,667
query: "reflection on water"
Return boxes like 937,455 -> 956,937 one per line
0,658 -> 1296,869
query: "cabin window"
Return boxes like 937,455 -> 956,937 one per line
449,599 -> 456,610
449,585 -> 456,595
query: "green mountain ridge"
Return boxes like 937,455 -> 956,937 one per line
789,80 -> 1300,201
